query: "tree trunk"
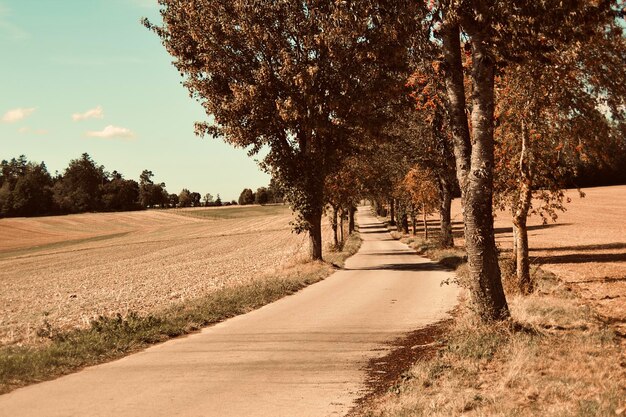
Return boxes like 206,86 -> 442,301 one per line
422,202 -> 428,240
442,23 -> 509,321
401,213 -> 409,234
438,176 -> 454,247
339,208 -> 344,244
411,204 -> 417,235
307,209 -> 323,261
348,205 -> 356,234
389,198 -> 396,226
331,205 -> 339,247
511,222 -> 518,265
512,120 -> 534,294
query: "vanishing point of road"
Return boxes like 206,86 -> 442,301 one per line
0,207 -> 460,417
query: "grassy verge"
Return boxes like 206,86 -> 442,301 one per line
0,230 -> 361,395
353,229 -> 625,417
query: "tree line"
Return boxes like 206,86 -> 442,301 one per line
237,179 -> 285,206
155,1 -> 626,321
0,153 -> 233,217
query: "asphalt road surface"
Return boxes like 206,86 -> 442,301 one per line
0,207 -> 459,417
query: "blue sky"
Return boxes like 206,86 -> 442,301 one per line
0,0 -> 269,201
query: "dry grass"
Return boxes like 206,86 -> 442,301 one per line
0,205 -> 335,347
352,271 -> 625,417
355,187 -> 626,417
456,185 -> 626,335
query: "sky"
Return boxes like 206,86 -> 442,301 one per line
0,0 -> 269,201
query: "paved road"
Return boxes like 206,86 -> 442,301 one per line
0,207 -> 459,417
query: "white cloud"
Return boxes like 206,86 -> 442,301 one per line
18,126 -> 48,135
72,106 -> 104,121
86,125 -> 135,139
2,107 -> 36,123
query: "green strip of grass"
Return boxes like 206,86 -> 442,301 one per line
0,232 -> 131,260
0,231 -> 361,395
172,204 -> 289,220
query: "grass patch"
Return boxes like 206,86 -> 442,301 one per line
173,204 -> 289,220
0,230 -> 361,394
352,221 -> 625,417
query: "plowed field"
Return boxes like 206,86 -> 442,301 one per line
0,205 -> 328,346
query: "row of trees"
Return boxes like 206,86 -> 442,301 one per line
148,0 -> 625,322
0,154 -> 228,217
237,179 -> 285,205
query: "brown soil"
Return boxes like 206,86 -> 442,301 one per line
0,206 -> 334,346
348,319 -> 454,416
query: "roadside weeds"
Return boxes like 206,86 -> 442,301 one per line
352,227 -> 626,417
0,231 -> 361,395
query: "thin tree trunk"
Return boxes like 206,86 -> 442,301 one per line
442,23 -> 508,321
438,176 -> 454,247
422,202 -> 428,240
348,205 -> 356,234
511,222 -> 518,265
332,205 -> 339,247
513,120 -> 533,294
401,214 -> 409,234
389,198 -> 396,226
339,208 -> 344,244
411,204 -> 417,235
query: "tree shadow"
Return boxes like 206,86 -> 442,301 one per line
535,252 -> 626,264
531,242 -> 626,252
346,262 -> 446,272
494,223 -> 572,235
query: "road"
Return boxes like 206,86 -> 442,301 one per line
0,207 -> 459,417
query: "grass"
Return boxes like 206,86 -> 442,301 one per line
173,204 -> 289,220
351,228 -> 626,417
0,230 -> 361,395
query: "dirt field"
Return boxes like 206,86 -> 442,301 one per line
451,184 -> 626,335
0,205 -> 329,347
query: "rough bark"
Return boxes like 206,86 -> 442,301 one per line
348,206 -> 356,234
307,209 -> 323,261
389,198 -> 396,226
441,23 -> 471,193
464,33 -> 509,320
512,121 -> 533,294
438,176 -> 454,248
442,23 -> 509,321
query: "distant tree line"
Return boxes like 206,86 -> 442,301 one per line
0,153 -> 229,218
237,179 -> 284,206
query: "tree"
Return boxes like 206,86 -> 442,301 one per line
422,0 -> 621,320
145,0 -> 420,260
238,188 -> 255,206
190,192 -> 202,207
493,21 -> 626,294
139,170 -> 168,208
255,187 -> 269,205
403,165 -> 440,239
10,162 -> 55,217
102,171 -> 140,212
178,189 -> 192,207
267,177 -> 284,204
53,153 -> 105,213
214,194 -> 222,207
203,193 -> 214,206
